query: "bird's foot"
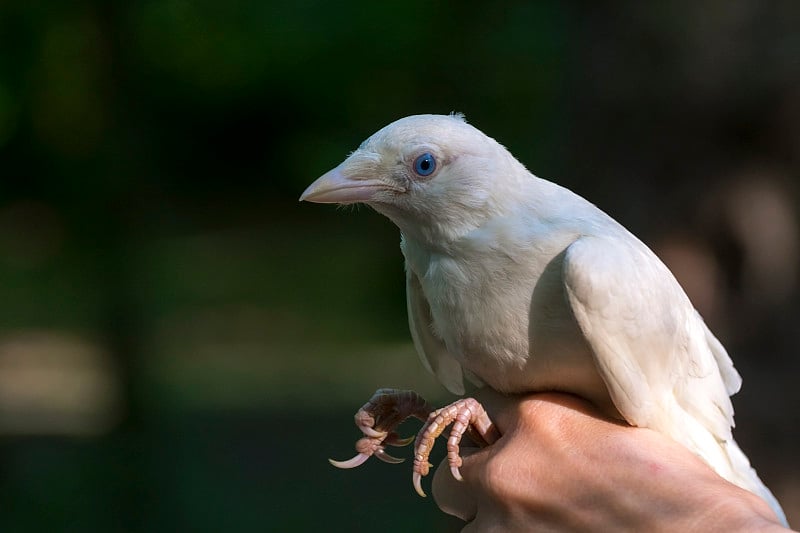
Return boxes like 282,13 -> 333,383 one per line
412,397 -> 499,497
329,388 -> 433,469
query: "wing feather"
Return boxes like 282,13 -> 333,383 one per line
562,235 -> 736,442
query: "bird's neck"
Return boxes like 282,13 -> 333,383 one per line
373,200 -> 490,250
398,177 -> 597,270
399,207 -> 523,269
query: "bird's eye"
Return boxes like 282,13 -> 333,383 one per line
413,153 -> 436,177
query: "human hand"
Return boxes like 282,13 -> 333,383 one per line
433,391 -> 790,532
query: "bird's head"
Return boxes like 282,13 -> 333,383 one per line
300,114 -> 528,244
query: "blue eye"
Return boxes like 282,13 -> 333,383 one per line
413,152 -> 436,176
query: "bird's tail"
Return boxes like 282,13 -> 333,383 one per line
724,438 -> 788,527
664,406 -> 788,527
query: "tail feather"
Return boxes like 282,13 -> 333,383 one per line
725,439 -> 788,527
662,404 -> 788,527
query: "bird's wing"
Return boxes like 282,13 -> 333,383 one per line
562,235 -> 735,441
407,269 -> 465,395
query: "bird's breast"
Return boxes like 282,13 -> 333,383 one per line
417,248 -> 611,408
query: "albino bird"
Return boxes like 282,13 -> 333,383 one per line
300,114 -> 786,525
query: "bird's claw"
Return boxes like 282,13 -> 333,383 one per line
330,389 -> 433,471
411,397 -> 499,497
331,391 -> 499,499
375,448 -> 404,464
358,426 -> 385,439
328,453 -> 370,469
329,444 -> 405,469
385,432 -> 415,447
412,471 -> 425,497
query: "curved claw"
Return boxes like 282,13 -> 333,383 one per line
386,434 -> 415,447
413,472 -> 426,498
375,448 -> 405,464
451,465 -> 463,482
358,426 -> 385,439
329,453 -> 370,469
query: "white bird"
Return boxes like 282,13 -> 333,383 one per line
300,113 -> 786,525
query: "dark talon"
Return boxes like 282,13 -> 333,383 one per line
375,448 -> 405,464
385,433 -> 415,447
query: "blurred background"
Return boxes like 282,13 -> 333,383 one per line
0,1 -> 798,531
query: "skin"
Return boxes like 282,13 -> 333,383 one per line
432,390 -> 792,532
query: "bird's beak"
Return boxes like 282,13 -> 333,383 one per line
300,162 -> 394,204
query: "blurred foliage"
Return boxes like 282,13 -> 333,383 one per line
0,1 -> 798,531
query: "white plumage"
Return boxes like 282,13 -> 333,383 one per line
301,114 -> 786,524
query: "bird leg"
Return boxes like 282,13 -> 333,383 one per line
329,388 -> 434,469
330,391 -> 500,499
412,397 -> 500,497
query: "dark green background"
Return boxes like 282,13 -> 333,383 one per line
1,1 -> 798,531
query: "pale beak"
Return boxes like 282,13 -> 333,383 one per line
300,164 -> 393,204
